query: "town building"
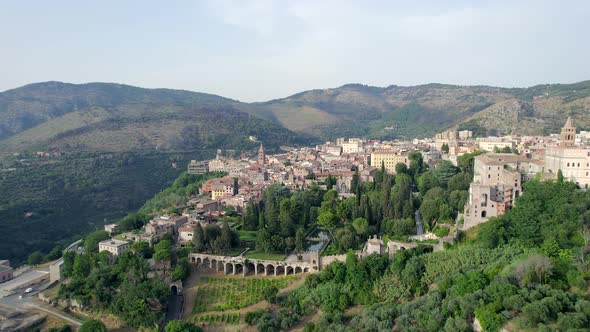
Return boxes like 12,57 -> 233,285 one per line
370,150 -> 409,174
0,260 -> 14,283
477,137 -> 515,152
463,153 -> 529,229
98,239 -> 130,256
544,117 -> 590,188
188,160 -> 209,174
104,223 -> 120,235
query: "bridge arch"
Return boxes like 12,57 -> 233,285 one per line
276,265 -> 285,276
257,263 -> 265,275
266,264 -> 275,276
295,266 -> 302,274
286,266 -> 294,275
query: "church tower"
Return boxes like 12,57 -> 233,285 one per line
560,117 -> 576,147
258,144 -> 266,165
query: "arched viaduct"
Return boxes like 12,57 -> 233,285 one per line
188,253 -> 316,277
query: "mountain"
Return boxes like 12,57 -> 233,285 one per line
0,82 -> 309,264
242,81 -> 590,139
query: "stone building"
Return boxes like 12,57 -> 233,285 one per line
98,239 -> 130,256
544,117 -> 590,188
463,153 -> 528,229
188,160 -> 209,174
0,260 -> 13,283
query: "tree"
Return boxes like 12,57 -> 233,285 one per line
165,320 -> 203,332
395,162 -> 409,175
79,319 -> 107,332
317,211 -> 338,231
27,251 -> 45,265
154,240 -> 173,261
219,221 -> 233,254
433,160 -> 459,188
441,143 -> 450,153
295,228 -> 306,253
352,218 -> 369,236
84,230 -> 110,252
46,245 -> 64,261
262,286 -> 279,303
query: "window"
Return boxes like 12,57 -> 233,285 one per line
567,163 -> 570,167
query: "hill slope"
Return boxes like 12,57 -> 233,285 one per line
0,82 -> 308,264
242,81 -> 590,139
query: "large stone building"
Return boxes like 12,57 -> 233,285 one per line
370,150 -> 409,174
98,239 -> 130,256
544,117 -> 590,188
188,160 -> 209,174
463,153 -> 529,229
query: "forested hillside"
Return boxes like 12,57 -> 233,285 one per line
0,82 -> 309,264
244,81 -> 590,139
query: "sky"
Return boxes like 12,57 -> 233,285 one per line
1,0 -> 589,102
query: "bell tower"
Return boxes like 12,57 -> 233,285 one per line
560,117 -> 576,147
258,144 -> 266,165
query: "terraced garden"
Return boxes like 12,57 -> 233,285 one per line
192,275 -> 298,313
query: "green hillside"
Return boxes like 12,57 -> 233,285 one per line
242,81 -> 590,139
0,82 -> 310,264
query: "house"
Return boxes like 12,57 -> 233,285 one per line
98,239 -> 130,256
0,260 -> 14,283
104,223 -> 120,235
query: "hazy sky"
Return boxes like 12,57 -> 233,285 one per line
1,0 -> 589,101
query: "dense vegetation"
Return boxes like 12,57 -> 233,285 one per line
0,151 -> 196,265
58,238 -> 173,328
247,177 -> 590,331
239,151 -> 477,260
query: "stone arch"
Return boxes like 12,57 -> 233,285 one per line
257,263 -> 265,275
225,262 -> 234,275
481,210 -> 487,218
211,259 -> 217,269
295,266 -> 302,274
276,265 -> 285,276
246,262 -> 255,276
266,264 -> 275,276
286,266 -> 294,275
171,285 -> 178,295
217,261 -> 224,272
192,256 -> 197,264
399,246 -> 406,251
235,263 -> 243,275
203,257 -> 210,268
303,267 -> 309,273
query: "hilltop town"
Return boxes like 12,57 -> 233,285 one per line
1,117 -> 589,331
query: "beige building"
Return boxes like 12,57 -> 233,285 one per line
0,260 -> 13,283
544,117 -> 590,188
370,150 -> 409,174
98,239 -> 130,256
477,137 -> 514,152
188,160 -> 209,174
463,153 -> 527,230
